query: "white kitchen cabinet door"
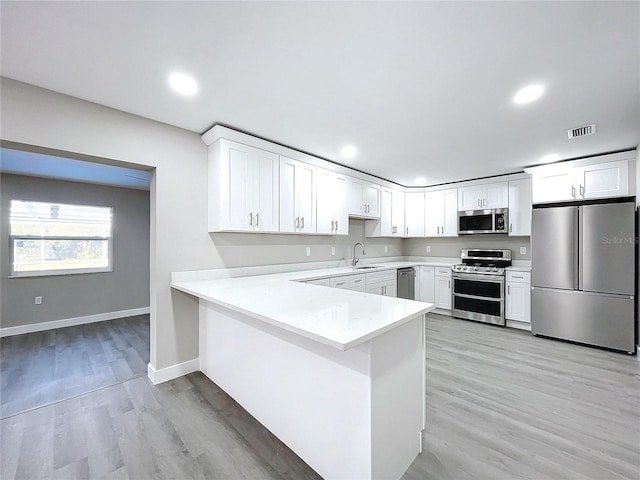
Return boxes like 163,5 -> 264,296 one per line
425,189 -> 458,237
213,139 -> 279,232
458,185 -> 486,210
442,189 -> 459,236
508,178 -> 531,236
378,187 -> 404,237
317,168 -> 348,235
506,272 -> 531,322
530,165 -> 576,203
404,192 -> 425,237
280,157 -> 316,234
575,160 -> 629,199
425,191 -> 444,237
418,266 -> 435,304
347,177 -> 381,218
458,182 -> 508,210
434,274 -> 452,310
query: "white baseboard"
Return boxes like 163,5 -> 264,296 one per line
147,358 -> 200,385
0,307 -> 150,337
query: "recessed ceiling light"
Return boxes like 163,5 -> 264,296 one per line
513,84 -> 544,104
415,177 -> 426,184
340,145 -> 357,159
539,153 -> 560,164
169,73 -> 198,96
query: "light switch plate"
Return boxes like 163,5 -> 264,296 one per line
520,246 -> 527,255
305,247 -> 311,257
384,245 -> 388,253
426,245 -> 431,253
331,246 -> 335,256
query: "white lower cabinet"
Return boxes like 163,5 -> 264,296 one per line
418,266 -> 435,304
306,278 -> 330,287
434,267 -> 452,310
366,269 -> 397,297
506,271 -> 531,323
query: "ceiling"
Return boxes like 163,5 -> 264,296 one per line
1,148 -> 152,190
1,1 -> 638,187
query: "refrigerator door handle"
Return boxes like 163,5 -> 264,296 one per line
577,206 -> 583,291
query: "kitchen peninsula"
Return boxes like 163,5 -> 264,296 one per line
171,266 -> 435,480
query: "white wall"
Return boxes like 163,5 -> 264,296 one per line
0,78 -> 403,370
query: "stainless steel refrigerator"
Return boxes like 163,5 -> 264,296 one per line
531,202 -> 636,353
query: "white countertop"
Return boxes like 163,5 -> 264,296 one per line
171,263 -> 438,351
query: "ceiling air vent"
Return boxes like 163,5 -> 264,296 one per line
567,123 -> 596,139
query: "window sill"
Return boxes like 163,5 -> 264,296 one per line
8,267 -> 113,279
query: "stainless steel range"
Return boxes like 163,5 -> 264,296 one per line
451,249 -> 512,326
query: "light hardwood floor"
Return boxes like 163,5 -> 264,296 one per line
1,315 -> 149,419
1,314 -> 639,479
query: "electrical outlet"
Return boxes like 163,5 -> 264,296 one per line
305,247 -> 311,257
331,246 -> 335,256
520,246 -> 527,255
384,245 -> 388,253
35,296 -> 42,305
426,245 -> 431,253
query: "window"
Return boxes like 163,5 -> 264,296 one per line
10,200 -> 112,277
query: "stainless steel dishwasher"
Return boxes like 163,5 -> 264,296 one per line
397,267 -> 416,300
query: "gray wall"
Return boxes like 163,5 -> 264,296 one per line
1,174 -> 150,328
404,235 -> 531,260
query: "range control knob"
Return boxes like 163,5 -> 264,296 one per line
493,267 -> 498,272
474,266 -> 479,271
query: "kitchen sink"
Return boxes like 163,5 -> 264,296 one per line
354,265 -> 381,270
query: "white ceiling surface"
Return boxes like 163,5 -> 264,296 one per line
0,148 -> 152,190
1,1 -> 638,187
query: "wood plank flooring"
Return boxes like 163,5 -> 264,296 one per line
1,315 -> 150,418
1,313 -> 639,479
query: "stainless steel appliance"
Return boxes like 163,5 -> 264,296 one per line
531,201 -> 636,354
451,249 -> 512,325
397,267 -> 416,300
458,208 -> 508,235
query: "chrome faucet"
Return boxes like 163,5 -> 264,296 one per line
352,242 -> 366,266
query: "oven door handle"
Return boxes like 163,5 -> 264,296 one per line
452,292 -> 504,302
452,273 -> 505,282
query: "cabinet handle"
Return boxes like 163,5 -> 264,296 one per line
441,225 -> 444,235
448,280 -> 451,288
335,220 -> 338,231
437,226 -> 440,235
579,184 -> 585,197
331,220 -> 335,230
571,185 -> 576,198
336,281 -> 345,286
249,212 -> 254,226
508,285 -> 511,295
383,285 -> 386,295
406,227 -> 409,235
295,217 -> 300,229
302,217 -> 305,229
354,279 -> 362,283
392,226 -> 397,234
509,223 -> 513,233
477,199 -> 480,207
256,213 -> 259,226
512,275 -> 524,279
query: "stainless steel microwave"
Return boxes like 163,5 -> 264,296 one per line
458,208 -> 508,234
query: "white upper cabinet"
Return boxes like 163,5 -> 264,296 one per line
280,156 -> 316,234
575,160 -> 629,199
317,168 -> 348,235
527,152 -> 632,204
347,177 -> 381,218
508,178 -> 531,236
458,182 -> 508,210
365,187 -> 404,237
425,189 -> 458,237
209,138 -> 279,232
404,192 -> 425,237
